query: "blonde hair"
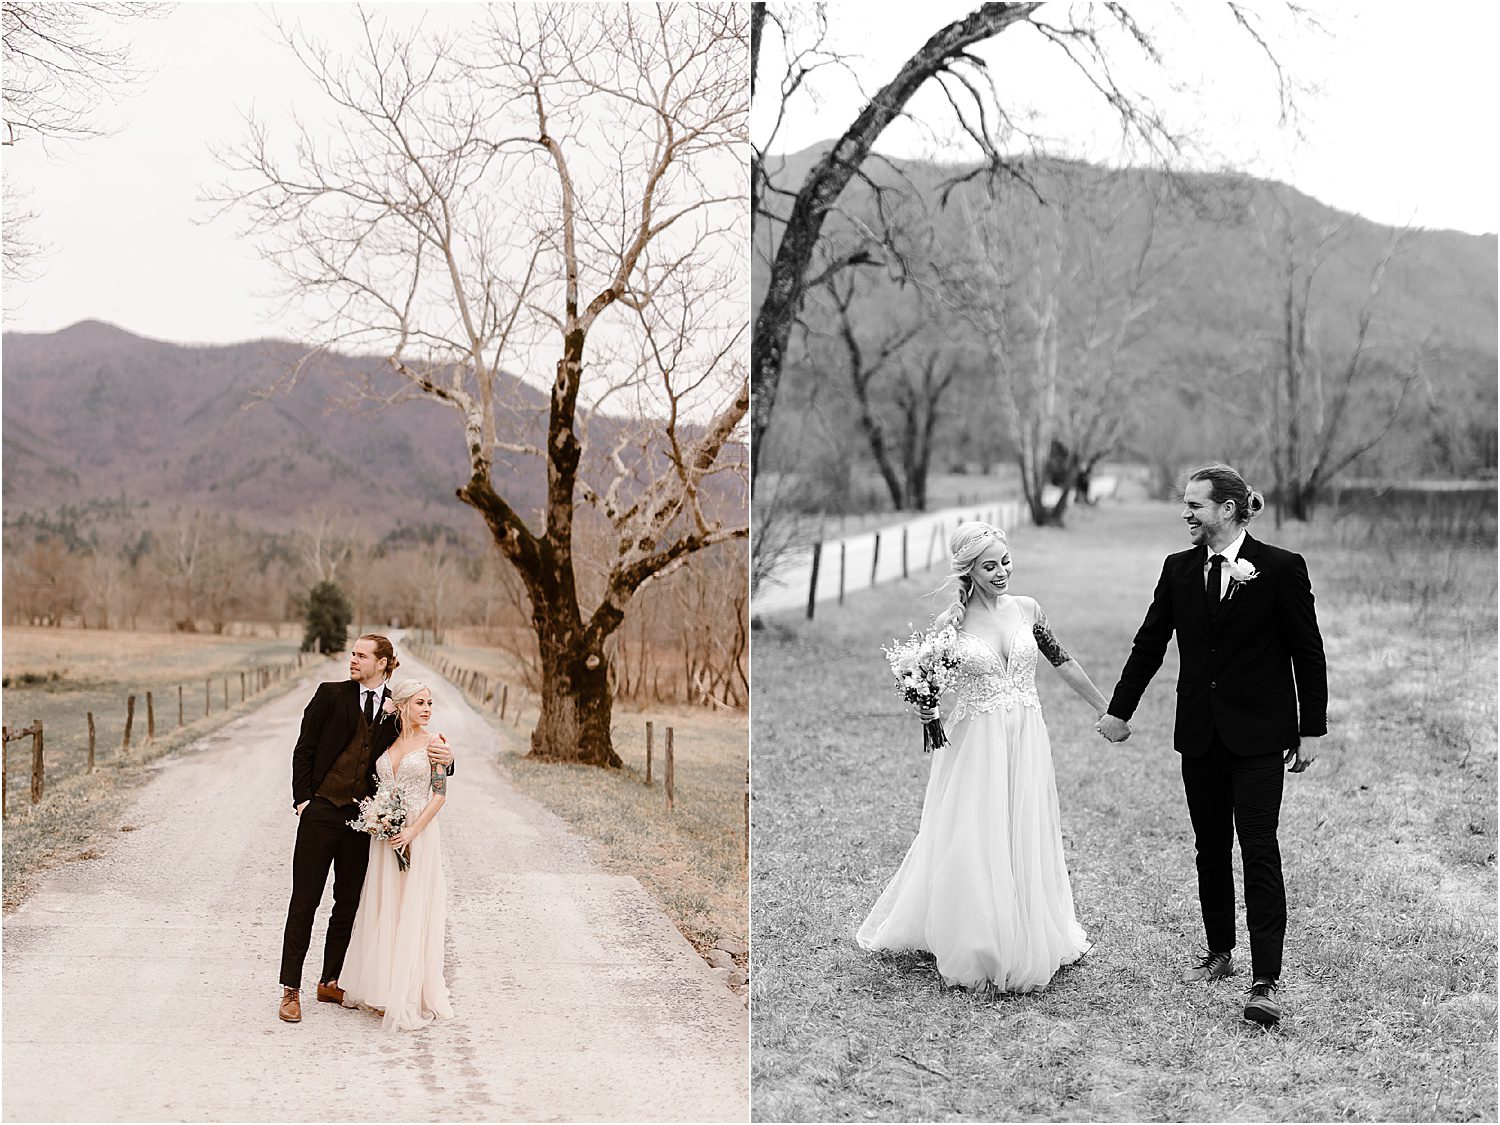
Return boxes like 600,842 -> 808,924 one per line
930,522 -> 1008,631
387,679 -> 430,721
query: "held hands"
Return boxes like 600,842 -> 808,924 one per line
1096,714 -> 1131,743
917,705 -> 939,723
295,800 -> 309,816
426,733 -> 454,769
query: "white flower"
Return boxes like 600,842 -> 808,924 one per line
1225,558 -> 1258,584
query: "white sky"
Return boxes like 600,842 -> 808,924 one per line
753,0 -> 1499,238
3,1 -> 1494,351
2,0 -> 749,406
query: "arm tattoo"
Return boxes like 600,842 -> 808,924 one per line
1032,606 -> 1072,668
430,762 -> 448,796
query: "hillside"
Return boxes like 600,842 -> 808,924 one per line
2,322 -> 745,540
754,148 -> 1497,484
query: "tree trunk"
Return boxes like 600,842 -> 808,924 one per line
751,3 -> 1041,479
529,597 -> 620,768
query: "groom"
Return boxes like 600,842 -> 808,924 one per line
277,633 -> 453,1024
1097,464 -> 1327,1026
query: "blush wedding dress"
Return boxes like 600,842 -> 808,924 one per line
857,614 -> 1090,991
339,745 -> 453,1031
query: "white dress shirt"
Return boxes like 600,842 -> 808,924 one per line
360,683 -> 386,721
1204,528 -> 1247,602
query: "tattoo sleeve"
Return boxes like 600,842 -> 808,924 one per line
1032,606 -> 1072,668
430,762 -> 448,796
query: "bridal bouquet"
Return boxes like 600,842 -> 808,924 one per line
883,625 -> 961,752
347,785 -> 411,872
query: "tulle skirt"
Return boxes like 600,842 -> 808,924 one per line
340,824 -> 453,1031
857,702 -> 1089,991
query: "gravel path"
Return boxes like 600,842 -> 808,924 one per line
2,650 -> 747,1122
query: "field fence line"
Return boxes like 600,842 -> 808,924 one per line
754,499 -> 1025,619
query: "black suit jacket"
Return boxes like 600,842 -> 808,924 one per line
1107,533 -> 1328,757
290,680 -> 401,807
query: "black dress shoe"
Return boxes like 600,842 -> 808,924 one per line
1243,977 -> 1281,1025
1181,949 -> 1234,983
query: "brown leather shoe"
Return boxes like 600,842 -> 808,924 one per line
279,987 -> 302,1023
316,981 -> 345,1005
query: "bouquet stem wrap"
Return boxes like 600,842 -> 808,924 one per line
922,717 -> 949,752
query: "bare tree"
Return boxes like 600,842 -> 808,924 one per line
295,507 -> 354,585
953,166 -> 1177,524
215,5 -> 747,767
1,1 -> 167,283
1261,192 -> 1425,522
750,1 -> 1308,482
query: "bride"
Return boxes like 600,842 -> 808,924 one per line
339,679 -> 455,1030
857,521 -> 1110,992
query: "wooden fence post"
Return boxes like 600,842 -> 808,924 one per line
870,533 -> 881,588
665,726 -> 675,811
2,728 -> 8,819
806,542 -> 822,620
123,695 -> 136,754
838,542 -> 847,606
205,678 -> 211,716
241,671 -> 246,701
902,526 -> 909,579
87,712 -> 96,773
30,721 -> 43,804
500,685 -> 509,720
146,691 -> 155,743
178,685 -> 185,727
646,721 -> 654,785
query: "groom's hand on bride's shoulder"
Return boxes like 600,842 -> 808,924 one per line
1096,714 -> 1130,743
426,734 -> 454,769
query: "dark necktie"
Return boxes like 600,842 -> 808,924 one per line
364,689 -> 376,724
1207,554 -> 1225,615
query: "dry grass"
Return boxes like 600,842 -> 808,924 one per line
751,501 -> 1496,1122
2,628 -> 315,906
427,642 -> 749,959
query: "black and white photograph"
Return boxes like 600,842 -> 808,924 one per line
2,3 -> 749,1121
750,2 -> 1496,1121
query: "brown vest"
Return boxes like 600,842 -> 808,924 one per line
315,711 -> 377,807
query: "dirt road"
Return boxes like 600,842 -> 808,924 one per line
1,650 -> 747,1122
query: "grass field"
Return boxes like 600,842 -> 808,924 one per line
423,641 -> 749,965
750,501 -> 1496,1122
1,628 -> 314,906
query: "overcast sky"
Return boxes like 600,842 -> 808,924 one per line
3,1 -> 1495,348
1,0 -> 748,374
754,0 -> 1499,238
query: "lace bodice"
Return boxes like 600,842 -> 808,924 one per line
377,742 -> 437,819
948,623 -> 1041,722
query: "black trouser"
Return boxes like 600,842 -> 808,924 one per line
279,797 -> 369,989
1180,731 -> 1286,980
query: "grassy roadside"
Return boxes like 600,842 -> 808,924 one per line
425,641 -> 749,963
751,501 -> 1496,1122
2,629 -> 319,908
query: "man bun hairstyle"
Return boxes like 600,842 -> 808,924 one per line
359,633 -> 399,678
1187,463 -> 1265,525
931,522 -> 1008,631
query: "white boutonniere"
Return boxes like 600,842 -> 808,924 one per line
379,697 -> 398,724
1223,558 -> 1258,600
